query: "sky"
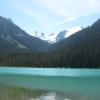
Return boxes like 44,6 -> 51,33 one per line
0,0 -> 100,35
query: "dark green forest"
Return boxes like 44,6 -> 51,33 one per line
0,44 -> 100,68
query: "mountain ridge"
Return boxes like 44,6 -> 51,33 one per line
0,16 -> 100,68
0,16 -> 51,53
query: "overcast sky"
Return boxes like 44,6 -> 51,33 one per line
0,0 -> 100,34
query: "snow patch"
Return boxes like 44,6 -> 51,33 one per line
31,26 -> 81,43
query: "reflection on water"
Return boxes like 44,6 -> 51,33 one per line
29,92 -> 72,100
0,86 -> 71,100
0,86 -> 100,100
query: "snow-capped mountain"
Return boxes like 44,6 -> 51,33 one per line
56,30 -> 68,42
32,27 -> 81,43
32,31 -> 58,43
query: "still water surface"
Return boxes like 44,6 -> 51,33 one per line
0,67 -> 100,100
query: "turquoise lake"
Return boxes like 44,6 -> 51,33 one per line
0,67 -> 100,100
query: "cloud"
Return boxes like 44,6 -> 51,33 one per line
37,0 -> 100,16
8,0 -> 100,34
11,0 -> 62,30
36,0 -> 100,26
51,17 -> 77,27
10,0 -> 100,25
88,0 -> 100,7
9,0 -> 43,23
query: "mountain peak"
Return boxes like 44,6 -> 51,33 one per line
56,30 -> 68,42
32,27 -> 81,43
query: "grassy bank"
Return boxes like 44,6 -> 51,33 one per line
0,86 -> 47,100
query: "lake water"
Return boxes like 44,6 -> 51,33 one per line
0,67 -> 100,100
